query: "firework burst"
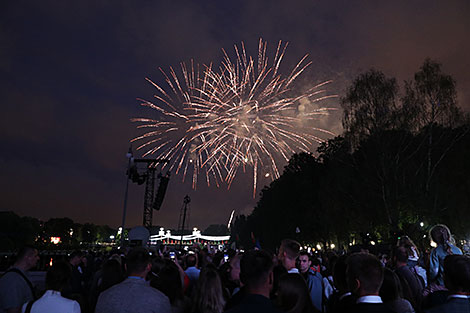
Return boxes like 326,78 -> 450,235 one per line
132,39 -> 337,197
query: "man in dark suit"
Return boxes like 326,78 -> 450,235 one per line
345,253 -> 394,313
425,254 -> 470,313
225,249 -> 282,313
326,255 -> 356,313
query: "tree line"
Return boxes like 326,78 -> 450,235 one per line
0,210 -> 231,252
0,211 -> 116,251
231,59 -> 470,251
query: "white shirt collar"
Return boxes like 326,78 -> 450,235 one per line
288,268 -> 299,274
339,292 -> 352,301
44,290 -> 61,296
448,294 -> 470,300
357,295 -> 383,304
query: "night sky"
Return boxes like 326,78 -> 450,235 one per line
1,1 -> 469,230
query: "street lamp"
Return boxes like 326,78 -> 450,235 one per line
120,146 -> 133,248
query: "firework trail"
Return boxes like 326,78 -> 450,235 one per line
132,39 -> 337,197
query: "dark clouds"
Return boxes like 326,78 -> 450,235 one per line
1,0 -> 469,229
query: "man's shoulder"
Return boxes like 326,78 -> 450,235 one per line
97,279 -> 170,313
426,298 -> 470,313
225,295 -> 282,313
0,269 -> 29,289
353,302 -> 395,313
102,279 -> 164,295
306,269 -> 322,280
395,265 -> 413,277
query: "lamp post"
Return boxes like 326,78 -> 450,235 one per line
120,146 -> 133,248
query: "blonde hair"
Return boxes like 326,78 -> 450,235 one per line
192,266 -> 225,313
430,224 -> 455,254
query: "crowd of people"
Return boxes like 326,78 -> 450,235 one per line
0,223 -> 469,313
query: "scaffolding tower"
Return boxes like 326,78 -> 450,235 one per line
177,195 -> 191,248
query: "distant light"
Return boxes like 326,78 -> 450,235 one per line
420,222 -> 424,227
430,241 -> 437,248
316,244 -> 321,250
109,235 -> 115,240
423,235 -> 427,238
366,233 -> 370,236
49,258 -> 53,267
349,243 -> 353,246
244,157 -> 248,162
50,237 -> 61,245
330,244 -> 335,249
265,173 -> 270,178
189,159 -> 193,163
370,241 -> 376,246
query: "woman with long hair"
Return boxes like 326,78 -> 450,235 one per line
428,224 -> 462,286
151,259 -> 190,313
192,265 -> 225,313
379,268 -> 415,313
397,236 -> 420,266
276,273 -> 319,313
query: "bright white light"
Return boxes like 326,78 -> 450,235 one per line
349,243 -> 353,246
370,241 -> 376,246
316,244 -> 321,250
265,173 -> 270,178
50,237 -> 60,245
420,222 -> 424,227
227,210 -> 235,229
330,244 -> 335,249
109,235 -> 115,240
430,241 -> 437,248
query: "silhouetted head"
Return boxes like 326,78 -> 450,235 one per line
332,254 -> 349,292
277,273 -> 315,313
430,224 -> 453,246
15,245 -> 39,270
240,250 -> 274,291
443,255 -> 470,293
46,261 -> 72,291
186,254 -> 198,268
278,239 -> 300,271
347,253 -> 384,296
193,266 -> 225,313
392,246 -> 408,265
379,268 -> 402,302
126,247 -> 151,276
